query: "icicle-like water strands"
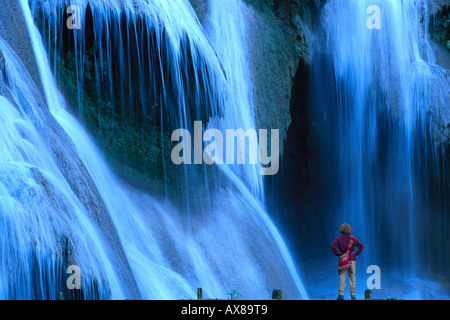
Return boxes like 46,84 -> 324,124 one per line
308,0 -> 450,299
30,0 -> 228,200
6,0 -> 311,299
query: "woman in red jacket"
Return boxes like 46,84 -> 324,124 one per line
331,223 -> 364,300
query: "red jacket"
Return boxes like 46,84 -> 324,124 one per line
331,234 -> 364,261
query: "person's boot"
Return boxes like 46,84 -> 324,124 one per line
351,295 -> 357,300
337,295 -> 344,300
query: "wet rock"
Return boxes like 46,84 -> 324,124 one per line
0,0 -> 43,95
190,0 -> 314,154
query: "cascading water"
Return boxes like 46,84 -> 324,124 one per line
204,0 -> 307,299
0,0 -> 309,299
306,0 -> 450,299
205,0 -> 263,200
0,36 -> 132,300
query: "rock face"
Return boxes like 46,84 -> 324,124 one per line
429,3 -> 450,147
190,0 -> 316,154
242,1 -> 308,155
189,0 -> 209,23
427,45 -> 450,148
0,0 -> 43,94
428,0 -> 449,15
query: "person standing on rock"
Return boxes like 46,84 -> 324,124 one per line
331,223 -> 364,300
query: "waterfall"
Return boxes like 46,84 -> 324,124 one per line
308,0 -> 450,299
205,0 -> 263,200
0,0 -> 310,299
0,34 -> 129,300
